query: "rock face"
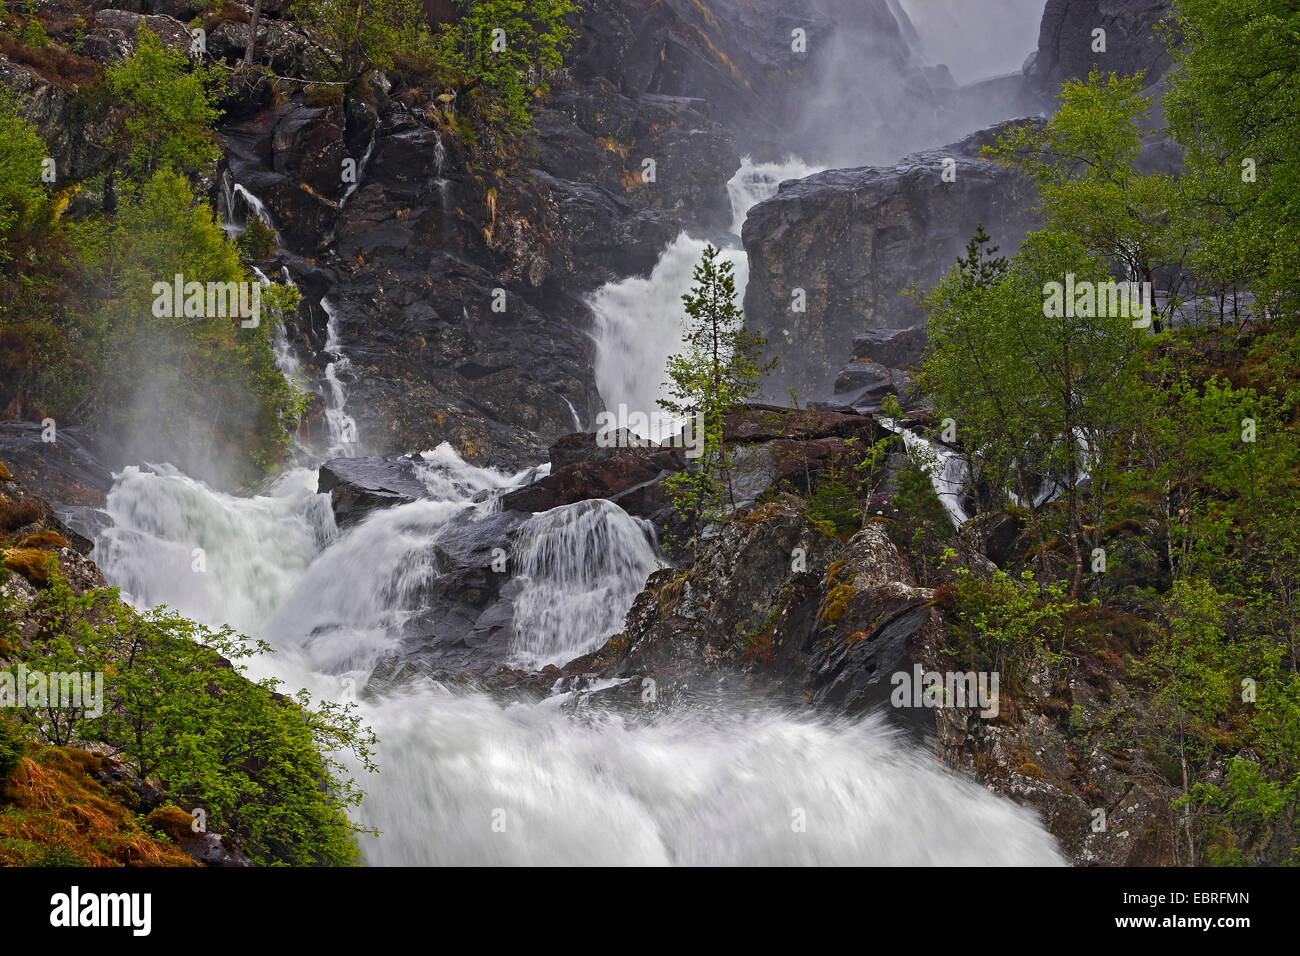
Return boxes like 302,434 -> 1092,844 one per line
198,0 -> 985,467
0,423 -> 114,512
929,625 -> 1181,866
551,479 -> 1180,865
742,121 -> 1043,402
0,57 -> 113,185
607,504 -> 942,726
203,0 -> 765,467
1025,0 -> 1175,95
570,0 -> 943,164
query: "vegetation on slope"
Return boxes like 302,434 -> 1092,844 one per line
901,1 -> 1300,864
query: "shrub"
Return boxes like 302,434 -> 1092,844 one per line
0,713 -> 25,780
805,468 -> 861,539
13,573 -> 378,865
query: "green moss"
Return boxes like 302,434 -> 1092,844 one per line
818,583 -> 856,628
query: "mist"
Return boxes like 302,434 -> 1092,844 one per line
788,0 -> 1047,168
899,0 -> 1046,84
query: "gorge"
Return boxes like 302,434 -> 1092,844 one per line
7,0 -> 1277,871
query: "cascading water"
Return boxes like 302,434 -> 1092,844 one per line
81,28 -> 1071,865
320,297 -> 361,458
217,170 -> 280,242
355,692 -> 1064,866
590,233 -> 748,439
726,157 -> 823,237
93,465 -> 334,636
91,442 -> 1064,865
590,158 -> 821,438
509,499 -> 660,668
338,132 -> 377,212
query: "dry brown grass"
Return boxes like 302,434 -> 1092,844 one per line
0,498 -> 43,532
0,34 -> 103,92
0,750 -> 196,866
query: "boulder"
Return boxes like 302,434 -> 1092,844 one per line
317,456 -> 429,527
851,326 -> 929,370
501,444 -> 684,518
723,404 -> 882,445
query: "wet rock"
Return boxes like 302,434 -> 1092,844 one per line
501,445 -> 683,518
530,171 -> 679,288
804,521 -> 939,720
0,453 -> 102,559
742,121 -> 1043,402
317,456 -> 429,527
80,10 -> 192,62
94,757 -> 167,814
851,327 -> 928,371
602,496 -> 939,724
0,422 -> 114,512
933,651 -> 1181,866
177,831 -> 254,867
572,0 -> 941,162
724,404 -> 882,445
0,59 -> 113,184
1025,0 -> 1175,96
831,360 -> 913,412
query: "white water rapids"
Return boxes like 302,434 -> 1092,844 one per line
82,155 -> 1064,865
88,446 -> 1063,866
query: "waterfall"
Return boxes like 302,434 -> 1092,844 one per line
726,156 -> 822,237
590,234 -> 749,439
92,465 -> 334,636
881,419 -> 971,528
590,158 -> 820,438
563,398 -> 582,433
90,437 -> 1064,865
321,297 -> 361,458
79,93 -> 1071,867
217,170 -> 279,242
509,499 -> 660,668
339,132 -> 377,212
263,497 -> 476,673
355,691 -> 1064,866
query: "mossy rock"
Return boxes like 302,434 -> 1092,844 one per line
1,548 -> 58,584
0,462 -> 13,481
15,529 -> 67,550
145,805 -> 198,842
818,583 -> 856,627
